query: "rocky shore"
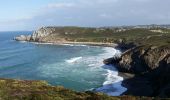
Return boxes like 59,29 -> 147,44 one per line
14,27 -> 118,47
104,45 -> 170,97
14,27 -> 170,98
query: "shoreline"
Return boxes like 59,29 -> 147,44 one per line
29,41 -> 118,47
18,40 -> 130,96
36,41 -> 130,95
11,26 -> 170,98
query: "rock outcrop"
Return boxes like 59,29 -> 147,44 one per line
117,46 -> 169,74
105,46 -> 170,73
14,27 -> 55,42
30,27 -> 55,41
104,45 -> 170,97
14,35 -> 31,41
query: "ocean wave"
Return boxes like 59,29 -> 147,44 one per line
95,65 -> 127,96
65,47 -> 126,96
34,44 -> 126,95
65,57 -> 83,63
88,64 -> 96,67
93,47 -> 126,96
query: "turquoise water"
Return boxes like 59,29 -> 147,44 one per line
0,31 -> 126,96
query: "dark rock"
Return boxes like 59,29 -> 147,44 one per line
122,76 -> 153,96
115,45 -> 170,97
116,46 -> 170,74
115,42 -> 136,50
103,57 -> 121,65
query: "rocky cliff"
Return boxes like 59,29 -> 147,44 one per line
104,45 -> 170,97
116,46 -> 170,74
15,27 -> 55,42
30,27 -> 55,41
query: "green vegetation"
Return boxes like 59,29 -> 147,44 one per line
44,27 -> 170,47
0,78 -> 156,100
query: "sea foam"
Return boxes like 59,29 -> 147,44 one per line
35,44 -> 126,95
66,57 -> 83,63
65,47 -> 127,96
95,47 -> 127,96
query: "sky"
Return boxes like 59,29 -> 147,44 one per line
0,0 -> 170,31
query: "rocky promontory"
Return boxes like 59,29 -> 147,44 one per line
14,27 -> 55,42
114,46 -> 170,74
104,45 -> 170,97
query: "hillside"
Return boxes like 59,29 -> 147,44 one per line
0,78 -> 154,100
15,27 -> 170,47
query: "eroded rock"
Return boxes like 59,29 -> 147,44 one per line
109,45 -> 170,97
116,46 -> 170,74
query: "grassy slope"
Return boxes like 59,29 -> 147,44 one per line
0,78 -> 154,100
43,27 -> 170,47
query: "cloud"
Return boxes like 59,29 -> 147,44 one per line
47,3 -> 76,9
1,0 -> 170,31
100,14 -> 113,19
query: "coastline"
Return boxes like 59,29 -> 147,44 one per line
12,26 -> 170,98
27,40 -> 129,96
29,41 -> 118,47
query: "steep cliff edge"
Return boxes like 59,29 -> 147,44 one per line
104,45 -> 170,97
116,46 -> 170,74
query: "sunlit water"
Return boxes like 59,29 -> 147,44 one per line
0,31 -> 126,96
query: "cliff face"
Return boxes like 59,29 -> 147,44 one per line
30,27 -> 55,42
104,45 -> 170,97
15,27 -> 55,42
117,46 -> 170,74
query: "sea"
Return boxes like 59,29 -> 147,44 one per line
0,31 -> 127,96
